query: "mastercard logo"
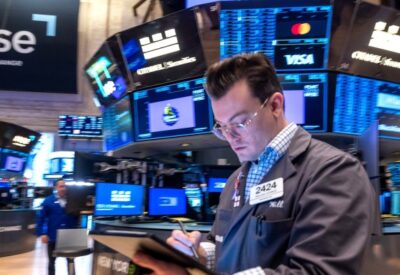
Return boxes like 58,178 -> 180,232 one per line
291,23 -> 311,35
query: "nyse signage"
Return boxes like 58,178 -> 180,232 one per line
338,2 -> 400,84
0,0 -> 79,93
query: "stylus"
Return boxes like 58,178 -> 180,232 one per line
177,220 -> 200,261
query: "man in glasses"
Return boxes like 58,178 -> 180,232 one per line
133,53 -> 377,274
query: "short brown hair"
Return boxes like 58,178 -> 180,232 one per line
205,53 -> 282,102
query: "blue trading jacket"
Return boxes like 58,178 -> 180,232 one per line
36,194 -> 79,243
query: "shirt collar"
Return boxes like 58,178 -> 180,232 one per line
255,122 -> 298,164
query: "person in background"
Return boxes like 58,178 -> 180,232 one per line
36,179 -> 79,275
132,53 -> 378,274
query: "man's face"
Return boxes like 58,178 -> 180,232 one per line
55,180 -> 66,198
211,80 -> 277,162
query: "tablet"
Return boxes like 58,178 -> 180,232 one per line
89,229 -> 215,275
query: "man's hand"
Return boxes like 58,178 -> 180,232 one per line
40,235 -> 49,244
167,230 -> 207,264
133,251 -> 188,275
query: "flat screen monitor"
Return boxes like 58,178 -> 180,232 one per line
208,177 -> 227,193
335,2 -> 400,84
84,37 -> 130,107
333,74 -> 400,139
132,77 -> 213,141
119,8 -> 207,90
220,0 -> 332,72
95,183 -> 144,216
65,184 -> 95,215
278,73 -> 328,132
0,121 -> 40,153
0,187 -> 11,205
103,95 -> 134,151
58,115 -> 102,138
0,148 -> 29,174
148,188 -> 187,216
388,163 -> 400,186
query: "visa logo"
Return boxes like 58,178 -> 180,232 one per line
284,54 -> 314,65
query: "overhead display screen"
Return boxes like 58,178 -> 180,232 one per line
336,2 -> 400,84
58,115 -> 102,138
84,38 -> 130,107
0,148 -> 28,174
132,77 -> 213,141
103,95 -> 134,151
334,74 -> 400,139
278,73 -> 328,132
95,183 -> 144,216
220,0 -> 332,71
119,8 -> 207,90
0,121 -> 40,153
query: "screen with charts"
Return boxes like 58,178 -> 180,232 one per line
132,77 -> 213,141
119,8 -> 207,90
84,38 -> 130,107
103,96 -> 134,151
220,0 -> 332,71
0,148 -> 28,174
58,115 -> 103,138
95,183 -> 144,216
334,74 -> 400,139
278,73 -> 328,132
148,188 -> 187,216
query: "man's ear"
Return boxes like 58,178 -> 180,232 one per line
269,92 -> 285,118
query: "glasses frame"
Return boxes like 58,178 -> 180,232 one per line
212,97 -> 270,140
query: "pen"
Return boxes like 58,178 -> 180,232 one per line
177,220 -> 200,261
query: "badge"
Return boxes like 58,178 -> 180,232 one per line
249,177 -> 283,205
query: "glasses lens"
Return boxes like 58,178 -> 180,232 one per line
212,126 -> 226,141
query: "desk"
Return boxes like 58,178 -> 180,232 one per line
92,219 -> 211,275
0,209 -> 37,257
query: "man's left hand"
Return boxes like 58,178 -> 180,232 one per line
133,251 -> 188,275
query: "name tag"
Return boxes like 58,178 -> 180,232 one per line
249,178 -> 284,205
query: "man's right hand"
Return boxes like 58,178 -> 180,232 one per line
40,235 -> 49,244
166,230 -> 207,264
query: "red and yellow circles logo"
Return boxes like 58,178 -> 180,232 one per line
291,23 -> 311,35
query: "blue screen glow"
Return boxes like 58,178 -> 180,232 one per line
334,74 -> 400,139
148,188 -> 187,216
95,183 -> 144,216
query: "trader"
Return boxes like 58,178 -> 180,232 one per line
133,53 -> 378,274
36,179 -> 79,275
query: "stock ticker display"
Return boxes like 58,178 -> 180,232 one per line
102,96 -> 134,151
278,73 -> 328,132
58,115 -> 102,138
220,1 -> 332,71
334,74 -> 400,139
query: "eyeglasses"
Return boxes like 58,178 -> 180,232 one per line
212,97 -> 270,141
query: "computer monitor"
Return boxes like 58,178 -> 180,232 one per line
220,0 -> 332,72
58,115 -> 102,138
103,95 -> 134,151
95,183 -> 144,216
132,77 -> 213,141
208,177 -> 228,193
0,148 -> 29,174
387,163 -> 400,186
0,121 -> 40,153
148,188 -> 187,216
278,72 -> 328,132
333,74 -> 400,138
65,183 -> 95,215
